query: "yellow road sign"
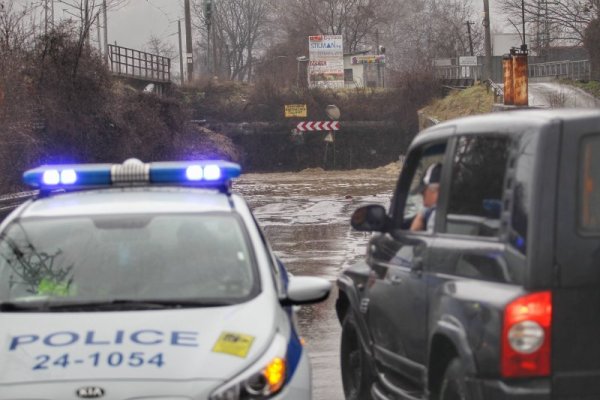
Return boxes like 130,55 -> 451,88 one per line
285,104 -> 308,118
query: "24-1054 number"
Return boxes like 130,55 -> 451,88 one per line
33,351 -> 164,370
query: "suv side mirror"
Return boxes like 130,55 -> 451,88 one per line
351,204 -> 390,232
281,276 -> 331,306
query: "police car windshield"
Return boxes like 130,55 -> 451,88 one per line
0,214 -> 258,308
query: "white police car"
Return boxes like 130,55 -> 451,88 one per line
0,159 -> 331,400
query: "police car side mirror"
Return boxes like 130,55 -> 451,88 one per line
281,276 -> 331,306
351,205 -> 390,232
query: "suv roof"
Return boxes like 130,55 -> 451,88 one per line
413,108 -> 600,148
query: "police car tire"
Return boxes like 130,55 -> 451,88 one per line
340,312 -> 374,400
439,358 -> 469,400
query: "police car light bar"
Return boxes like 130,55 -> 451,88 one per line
23,159 -> 241,191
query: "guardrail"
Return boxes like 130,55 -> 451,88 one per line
529,60 -> 590,81
434,65 -> 482,81
0,191 -> 36,220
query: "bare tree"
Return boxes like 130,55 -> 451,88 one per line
144,34 -> 177,60
0,0 -> 36,51
54,0 -> 128,75
378,0 -> 482,70
497,0 -> 599,48
194,0 -> 269,81
274,0 -> 394,53
262,0 -> 479,75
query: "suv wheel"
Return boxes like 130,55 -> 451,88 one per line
439,358 -> 469,400
340,312 -> 374,400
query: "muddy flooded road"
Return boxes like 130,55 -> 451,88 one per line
234,165 -> 400,400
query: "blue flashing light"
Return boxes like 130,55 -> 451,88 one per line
60,169 -> 77,184
203,164 -> 222,181
23,159 -> 241,190
185,165 -> 203,181
42,170 -> 60,185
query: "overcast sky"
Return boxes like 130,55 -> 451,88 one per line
46,0 -> 513,70
108,0 -> 183,51
104,0 -> 508,52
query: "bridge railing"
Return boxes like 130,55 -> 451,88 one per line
529,60 -> 590,81
108,44 -> 171,83
434,65 -> 482,81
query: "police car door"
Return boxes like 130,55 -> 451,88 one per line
365,141 -> 447,387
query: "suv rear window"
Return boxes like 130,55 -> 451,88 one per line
581,135 -> 600,233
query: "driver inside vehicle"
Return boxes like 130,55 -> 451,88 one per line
410,162 -> 442,232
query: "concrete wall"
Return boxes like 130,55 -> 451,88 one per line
206,121 -> 410,172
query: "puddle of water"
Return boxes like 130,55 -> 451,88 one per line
233,167 -> 399,399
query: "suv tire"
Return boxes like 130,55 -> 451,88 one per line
439,358 -> 469,400
340,312 -> 374,400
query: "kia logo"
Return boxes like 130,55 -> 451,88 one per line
76,387 -> 105,399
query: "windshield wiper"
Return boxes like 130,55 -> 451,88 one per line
0,298 -> 237,312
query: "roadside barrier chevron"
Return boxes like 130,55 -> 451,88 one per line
296,121 -> 340,131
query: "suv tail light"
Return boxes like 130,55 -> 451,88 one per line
501,291 -> 552,378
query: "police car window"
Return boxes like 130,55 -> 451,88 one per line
0,214 -> 258,306
580,134 -> 600,234
445,136 -> 510,238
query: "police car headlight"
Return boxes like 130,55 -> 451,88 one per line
210,334 -> 288,400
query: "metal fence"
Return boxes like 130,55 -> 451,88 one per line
108,44 -> 171,82
528,60 -> 590,80
434,65 -> 482,81
0,191 -> 36,221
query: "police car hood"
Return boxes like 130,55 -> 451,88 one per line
0,292 -> 279,384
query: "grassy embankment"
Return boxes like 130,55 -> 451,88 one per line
419,84 -> 495,124
564,80 -> 600,98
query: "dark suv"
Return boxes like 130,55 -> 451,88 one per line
336,109 -> 600,400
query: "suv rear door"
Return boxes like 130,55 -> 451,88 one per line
552,113 -> 600,398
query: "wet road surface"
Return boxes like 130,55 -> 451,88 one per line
234,165 -> 400,400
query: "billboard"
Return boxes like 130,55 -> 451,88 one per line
308,35 -> 344,89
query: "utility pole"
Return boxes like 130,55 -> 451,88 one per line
96,16 -> 101,52
103,0 -> 108,64
85,0 -> 91,48
466,21 -> 474,56
483,0 -> 493,81
178,20 -> 184,84
184,0 -> 194,82
205,0 -> 213,75
376,28 -> 381,87
44,0 -> 48,35
544,0 -> 551,48
521,0 -> 527,50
